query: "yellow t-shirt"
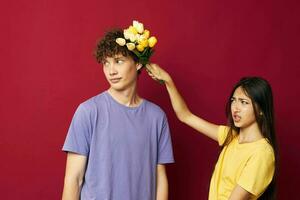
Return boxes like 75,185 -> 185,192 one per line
208,126 -> 275,200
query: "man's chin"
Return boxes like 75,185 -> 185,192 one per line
109,85 -> 126,92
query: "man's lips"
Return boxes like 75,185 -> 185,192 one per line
109,78 -> 121,83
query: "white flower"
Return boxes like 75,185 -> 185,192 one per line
129,34 -> 137,42
133,20 -> 139,28
123,29 -> 131,40
126,43 -> 135,51
133,20 -> 144,34
123,29 -> 137,42
116,38 -> 126,46
128,26 -> 138,34
137,34 -> 145,43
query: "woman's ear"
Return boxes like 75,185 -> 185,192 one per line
136,63 -> 143,71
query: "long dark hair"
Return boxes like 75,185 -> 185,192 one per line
224,77 -> 278,200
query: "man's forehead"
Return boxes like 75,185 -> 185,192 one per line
103,54 -> 124,61
109,53 -> 126,59
102,53 -> 134,63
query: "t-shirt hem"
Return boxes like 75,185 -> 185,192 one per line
62,147 -> 88,157
237,181 -> 258,196
218,125 -> 227,146
157,159 -> 175,164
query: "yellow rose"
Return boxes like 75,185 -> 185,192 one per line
148,36 -> 157,48
143,30 -> 150,39
136,44 -> 145,52
116,38 -> 126,46
126,43 -> 135,51
128,26 -> 138,35
139,39 -> 149,48
133,20 -> 144,34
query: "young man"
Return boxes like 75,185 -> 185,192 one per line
62,29 -> 174,200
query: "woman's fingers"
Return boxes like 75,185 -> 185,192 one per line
145,64 -> 152,73
146,63 -> 163,83
146,70 -> 156,79
146,63 -> 153,70
148,73 -> 157,80
147,64 -> 160,76
147,71 -> 159,81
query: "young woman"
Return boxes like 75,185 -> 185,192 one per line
146,63 -> 278,200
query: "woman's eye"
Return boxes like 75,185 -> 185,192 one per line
117,60 -> 124,64
241,100 -> 249,105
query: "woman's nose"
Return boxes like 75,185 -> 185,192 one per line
231,102 -> 240,112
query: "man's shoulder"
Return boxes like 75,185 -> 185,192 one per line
143,99 -> 166,117
78,91 -> 107,111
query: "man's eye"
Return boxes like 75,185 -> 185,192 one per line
117,60 -> 124,64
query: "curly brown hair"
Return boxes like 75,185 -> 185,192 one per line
94,29 -> 139,64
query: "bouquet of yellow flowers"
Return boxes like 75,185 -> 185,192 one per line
116,20 -> 158,66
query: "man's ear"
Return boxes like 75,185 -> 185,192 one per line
136,63 -> 143,71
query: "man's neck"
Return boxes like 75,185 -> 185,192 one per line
108,87 -> 142,107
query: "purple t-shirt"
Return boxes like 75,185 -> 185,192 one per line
62,91 -> 174,200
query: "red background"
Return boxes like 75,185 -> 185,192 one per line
1,0 -> 300,199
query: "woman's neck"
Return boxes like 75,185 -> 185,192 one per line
238,122 -> 263,143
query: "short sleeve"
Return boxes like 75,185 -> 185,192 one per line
157,114 -> 174,164
62,103 -> 92,156
217,125 -> 229,146
237,148 -> 275,196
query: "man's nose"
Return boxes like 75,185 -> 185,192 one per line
109,64 -> 117,75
